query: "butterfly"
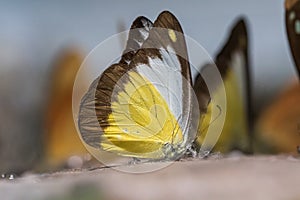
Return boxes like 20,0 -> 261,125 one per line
45,47 -> 89,168
252,0 -> 300,154
78,11 -> 199,161
285,0 -> 300,77
255,82 -> 300,153
193,18 -> 253,154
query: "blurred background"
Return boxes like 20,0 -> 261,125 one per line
0,0 -> 298,174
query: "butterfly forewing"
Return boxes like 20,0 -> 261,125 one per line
120,16 -> 153,64
215,18 -> 253,137
130,11 -> 195,145
285,0 -> 300,77
217,19 -> 252,152
78,16 -> 153,149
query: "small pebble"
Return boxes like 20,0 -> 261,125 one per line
8,174 -> 14,180
67,155 -> 84,169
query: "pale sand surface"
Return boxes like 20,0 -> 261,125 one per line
1,155 -> 300,200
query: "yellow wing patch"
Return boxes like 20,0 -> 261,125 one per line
196,69 -> 250,152
168,29 -> 177,42
101,71 -> 183,158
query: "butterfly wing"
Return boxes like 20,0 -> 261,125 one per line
285,0 -> 300,77
253,0 -> 300,153
194,18 -> 252,153
45,47 -> 88,167
255,83 -> 300,153
78,16 -> 154,152
130,11 -> 196,148
79,11 -> 197,160
119,16 -> 153,64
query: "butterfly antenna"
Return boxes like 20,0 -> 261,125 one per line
200,105 -> 222,133
87,158 -> 152,171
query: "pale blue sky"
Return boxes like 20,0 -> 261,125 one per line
0,0 -> 296,110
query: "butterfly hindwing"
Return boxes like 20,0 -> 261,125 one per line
79,16 -> 153,149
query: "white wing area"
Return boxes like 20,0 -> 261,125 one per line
232,51 -> 247,110
136,47 -> 185,131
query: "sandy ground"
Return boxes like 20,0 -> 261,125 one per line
1,155 -> 300,200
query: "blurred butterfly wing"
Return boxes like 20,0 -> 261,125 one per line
285,0 -> 300,77
193,63 -> 225,153
216,18 -> 252,152
255,83 -> 300,153
195,18 -> 252,153
255,0 -> 300,153
45,48 -> 88,166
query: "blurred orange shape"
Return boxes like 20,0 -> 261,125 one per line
255,81 -> 300,153
44,46 -> 89,167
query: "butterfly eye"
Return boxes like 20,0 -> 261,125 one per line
289,11 -> 296,21
294,19 -> 300,34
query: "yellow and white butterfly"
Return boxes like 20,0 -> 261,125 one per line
78,11 -> 200,161
193,18 -> 253,154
